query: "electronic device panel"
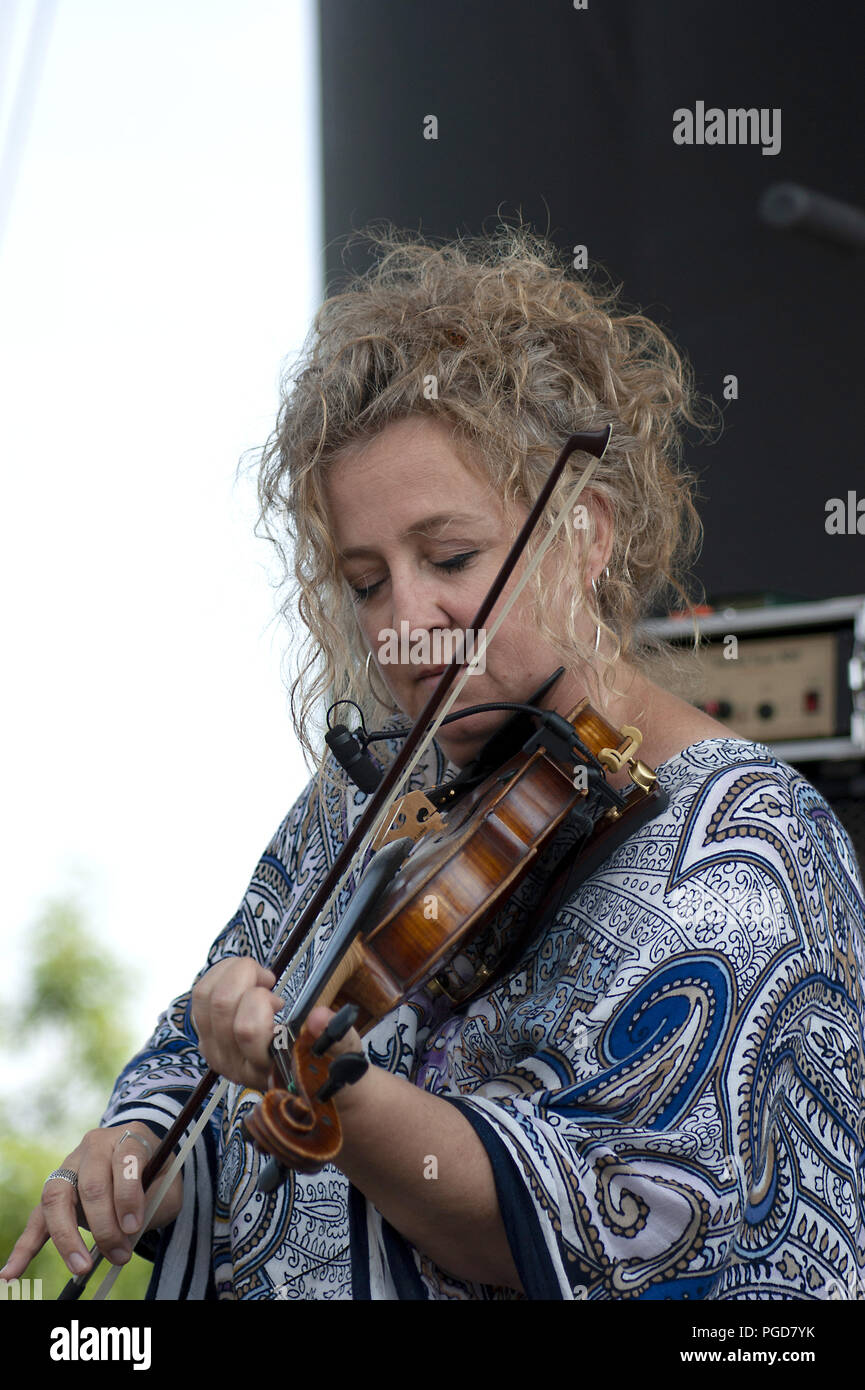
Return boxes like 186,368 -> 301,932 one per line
640,595 -> 865,763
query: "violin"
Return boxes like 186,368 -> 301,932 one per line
244,692 -> 664,1178
59,421 -> 667,1298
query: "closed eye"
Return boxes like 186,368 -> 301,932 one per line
350,577 -> 385,603
435,550 -> 478,575
350,551 -> 478,603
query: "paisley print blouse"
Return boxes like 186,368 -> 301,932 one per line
102,735 -> 865,1300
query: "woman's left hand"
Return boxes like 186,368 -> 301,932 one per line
191,958 -> 282,1091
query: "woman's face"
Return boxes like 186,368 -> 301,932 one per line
325,415 -> 598,769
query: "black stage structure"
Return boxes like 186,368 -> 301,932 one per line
317,0 -> 863,606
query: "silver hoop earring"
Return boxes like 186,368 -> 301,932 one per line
621,538 -> 633,584
591,576 -> 602,655
365,649 -> 396,709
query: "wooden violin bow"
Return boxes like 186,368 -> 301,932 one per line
57,424 -> 613,1299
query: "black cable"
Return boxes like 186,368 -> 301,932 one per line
363,702 -> 602,770
326,698 -> 368,732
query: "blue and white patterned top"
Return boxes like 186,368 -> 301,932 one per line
103,735 -> 865,1300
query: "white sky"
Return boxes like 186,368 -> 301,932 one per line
0,0 -> 321,1051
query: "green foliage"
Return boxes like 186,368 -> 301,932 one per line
0,896 -> 154,1299
15,898 -> 135,1124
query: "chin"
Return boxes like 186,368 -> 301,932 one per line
402,672 -> 514,760
435,707 -> 510,767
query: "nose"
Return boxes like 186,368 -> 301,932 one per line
385,562 -> 457,640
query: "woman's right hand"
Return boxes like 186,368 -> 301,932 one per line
0,1122 -> 182,1282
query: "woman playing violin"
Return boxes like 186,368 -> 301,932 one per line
6,225 -> 865,1300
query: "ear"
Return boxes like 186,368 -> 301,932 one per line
580,490 -> 615,579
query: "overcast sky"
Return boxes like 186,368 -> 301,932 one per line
1,0 -> 321,1050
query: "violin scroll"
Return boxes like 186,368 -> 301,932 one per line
243,1004 -> 369,1177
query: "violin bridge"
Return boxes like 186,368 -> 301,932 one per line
370,790 -> 445,851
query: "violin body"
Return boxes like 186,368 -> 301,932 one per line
324,703 -> 605,1028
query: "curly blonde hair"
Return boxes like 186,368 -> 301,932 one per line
254,221 -> 712,776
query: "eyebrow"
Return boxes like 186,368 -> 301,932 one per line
338,512 -> 486,560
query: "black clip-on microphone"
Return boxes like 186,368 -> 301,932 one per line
324,721 -> 384,793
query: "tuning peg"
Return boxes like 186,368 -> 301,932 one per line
244,1120 -> 289,1191
315,1052 -> 369,1102
310,1003 -> 359,1056
257,1156 -> 290,1193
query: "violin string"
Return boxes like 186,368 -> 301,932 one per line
273,1047 -> 293,1090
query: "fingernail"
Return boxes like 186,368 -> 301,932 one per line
110,1247 -> 130,1265
69,1253 -> 89,1274
0,1265 -> 10,1278
121,1214 -> 139,1234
